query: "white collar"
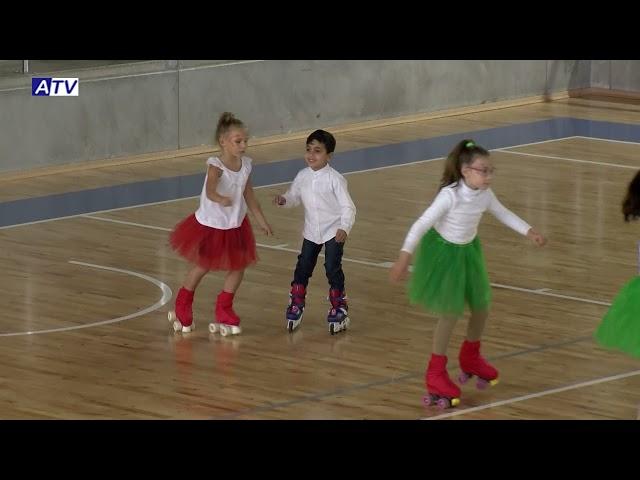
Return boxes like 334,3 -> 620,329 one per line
458,180 -> 483,198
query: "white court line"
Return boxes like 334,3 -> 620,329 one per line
423,368 -> 640,420
492,283 -> 611,307
494,149 -> 640,169
0,261 -> 172,337
82,214 -> 390,267
82,215 -> 611,307
573,135 -> 640,146
0,134 -> 590,231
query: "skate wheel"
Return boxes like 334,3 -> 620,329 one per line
477,378 -> 499,389
168,311 -> 182,332
422,395 -> 434,406
220,325 -> 229,336
329,323 -> 336,335
436,398 -> 450,410
287,319 -> 300,332
230,325 -> 242,335
458,372 -> 471,385
209,323 -> 219,334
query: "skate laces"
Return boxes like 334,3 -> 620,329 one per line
329,295 -> 347,309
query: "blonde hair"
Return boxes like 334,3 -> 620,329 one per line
215,112 -> 245,146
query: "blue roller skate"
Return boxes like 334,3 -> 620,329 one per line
327,289 -> 350,335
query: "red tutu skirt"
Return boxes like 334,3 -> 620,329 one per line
169,214 -> 258,271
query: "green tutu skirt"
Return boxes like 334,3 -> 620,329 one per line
408,228 -> 491,317
594,276 -> 640,358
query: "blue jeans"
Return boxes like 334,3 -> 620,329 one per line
292,237 -> 345,291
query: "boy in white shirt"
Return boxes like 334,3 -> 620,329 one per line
274,130 -> 356,335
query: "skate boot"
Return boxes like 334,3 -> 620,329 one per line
327,288 -> 350,335
286,284 -> 306,332
209,290 -> 242,336
423,354 -> 461,409
458,340 -> 499,389
168,287 -> 195,333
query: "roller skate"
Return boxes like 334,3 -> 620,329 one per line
458,340 -> 499,389
327,289 -> 350,335
286,284 -> 306,332
168,287 -> 195,333
209,290 -> 242,337
423,354 -> 461,409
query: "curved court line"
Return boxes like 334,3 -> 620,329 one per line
0,261 -> 172,337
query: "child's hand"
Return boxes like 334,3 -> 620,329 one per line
335,229 -> 348,243
527,228 -> 547,247
389,252 -> 412,282
273,195 -> 286,206
218,196 -> 232,207
261,223 -> 274,236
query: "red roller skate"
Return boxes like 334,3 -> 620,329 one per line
168,287 -> 195,333
423,354 -> 461,409
458,340 -> 499,389
209,290 -> 242,336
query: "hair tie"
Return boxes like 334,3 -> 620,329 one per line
465,141 -> 475,148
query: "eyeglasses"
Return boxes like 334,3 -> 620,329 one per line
467,166 -> 496,177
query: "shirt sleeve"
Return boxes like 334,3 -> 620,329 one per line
486,189 -> 531,236
281,171 -> 303,208
334,175 -> 356,234
400,189 -> 453,254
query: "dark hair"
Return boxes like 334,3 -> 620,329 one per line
622,170 -> 640,221
215,112 -> 245,145
306,129 -> 336,154
440,139 -> 490,189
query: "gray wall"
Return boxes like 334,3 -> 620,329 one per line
0,60 -> 633,174
591,60 -> 640,91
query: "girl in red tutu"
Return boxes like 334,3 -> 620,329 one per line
168,112 -> 273,336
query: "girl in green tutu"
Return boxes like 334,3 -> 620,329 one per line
389,139 -> 547,408
595,170 -> 640,359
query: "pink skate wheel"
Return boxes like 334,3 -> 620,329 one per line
422,395 -> 433,406
436,398 -> 450,410
458,372 -> 471,385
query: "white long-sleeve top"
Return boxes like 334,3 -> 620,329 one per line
401,180 -> 531,254
281,164 -> 356,244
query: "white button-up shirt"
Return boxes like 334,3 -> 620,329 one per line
401,180 -> 531,253
281,164 -> 356,244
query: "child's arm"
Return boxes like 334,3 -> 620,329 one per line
334,177 -> 356,243
205,165 -> 232,205
487,191 -> 547,246
244,177 -> 273,236
389,191 -> 452,281
274,173 -> 302,208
